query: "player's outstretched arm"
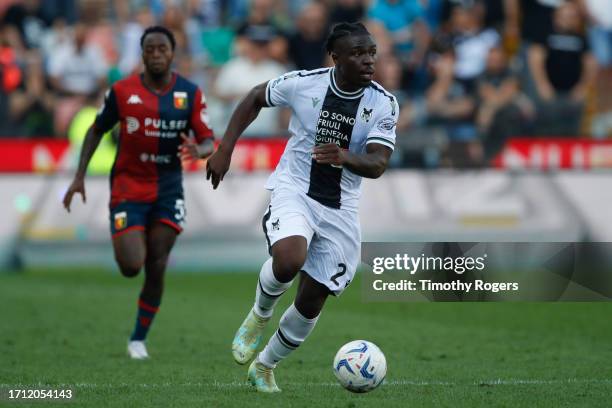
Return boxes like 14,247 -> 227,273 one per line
62,125 -> 105,212
206,82 -> 268,189
313,143 -> 392,179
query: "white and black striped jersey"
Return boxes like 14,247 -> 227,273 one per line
264,67 -> 399,211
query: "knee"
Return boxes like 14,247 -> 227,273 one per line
116,258 -> 143,278
272,253 -> 306,282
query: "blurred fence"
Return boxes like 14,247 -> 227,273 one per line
1,169 -> 609,272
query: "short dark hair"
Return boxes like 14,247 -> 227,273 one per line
325,22 -> 370,55
140,26 -> 176,50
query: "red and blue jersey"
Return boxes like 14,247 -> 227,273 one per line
95,73 -> 213,207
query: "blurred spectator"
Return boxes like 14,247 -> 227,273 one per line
520,0 -> 563,45
584,0 -> 612,137
329,0 -> 366,25
585,0 -> 612,69
112,0 -> 165,23
40,0 -> 78,25
425,52 -> 481,164
528,1 -> 597,135
48,23 -> 108,136
374,54 -> 412,131
2,0 -> 49,51
288,2 -> 328,70
477,46 -> 533,159
48,23 -> 108,97
117,8 -> 155,77
187,0 -> 223,28
161,4 -> 190,54
9,52 -> 55,136
214,25 -> 286,136
367,0 -> 429,60
449,4 -> 500,85
235,0 -> 289,63
0,29 -> 22,136
233,0 -> 289,29
422,0 -> 444,31
440,0 -> 515,31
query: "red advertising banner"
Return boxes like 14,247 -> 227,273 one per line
0,138 -> 288,173
0,139 -> 70,172
494,138 -> 612,169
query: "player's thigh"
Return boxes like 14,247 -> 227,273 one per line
294,271 -> 331,319
264,188 -> 316,281
110,202 -> 148,275
271,236 -> 309,282
302,210 -> 360,296
145,221 -> 178,262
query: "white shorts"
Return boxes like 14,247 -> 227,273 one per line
262,186 -> 361,296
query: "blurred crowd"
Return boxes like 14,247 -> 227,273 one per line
1,0 -> 611,167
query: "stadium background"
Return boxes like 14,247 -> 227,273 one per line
1,0 -> 612,406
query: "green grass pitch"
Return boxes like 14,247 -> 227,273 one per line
1,268 -> 612,407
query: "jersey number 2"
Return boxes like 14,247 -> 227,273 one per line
330,263 -> 347,286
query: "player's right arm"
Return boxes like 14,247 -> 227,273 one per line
63,87 -> 119,212
207,71 -> 299,189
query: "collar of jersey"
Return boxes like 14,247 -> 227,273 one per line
329,68 -> 365,99
139,72 -> 177,96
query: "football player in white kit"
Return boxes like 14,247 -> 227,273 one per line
206,22 -> 398,393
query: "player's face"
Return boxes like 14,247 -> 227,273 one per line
335,34 -> 377,88
142,33 -> 174,76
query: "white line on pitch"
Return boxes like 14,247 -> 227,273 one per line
2,379 -> 612,389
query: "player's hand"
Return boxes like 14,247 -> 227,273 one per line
63,176 -> 86,213
179,133 -> 213,161
312,143 -> 347,167
206,145 -> 232,189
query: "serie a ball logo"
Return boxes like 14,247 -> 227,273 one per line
333,340 -> 387,393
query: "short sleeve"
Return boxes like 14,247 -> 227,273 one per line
94,86 -> 119,133
366,95 -> 399,151
265,71 -> 301,108
190,87 -> 214,143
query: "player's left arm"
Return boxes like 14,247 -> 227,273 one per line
181,88 -> 215,160
314,96 -> 398,179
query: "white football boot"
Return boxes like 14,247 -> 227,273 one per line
127,340 -> 149,360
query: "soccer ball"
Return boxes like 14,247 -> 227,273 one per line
332,340 -> 386,393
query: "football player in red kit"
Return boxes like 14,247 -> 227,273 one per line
63,26 -> 214,359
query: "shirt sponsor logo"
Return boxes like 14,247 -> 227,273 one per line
140,153 -> 172,164
315,110 -> 354,146
126,116 -> 140,134
125,117 -> 188,137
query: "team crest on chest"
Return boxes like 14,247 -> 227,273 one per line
173,91 -> 188,109
361,107 -> 373,122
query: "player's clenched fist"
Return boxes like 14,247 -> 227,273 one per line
312,143 -> 347,167
206,145 -> 232,189
62,177 -> 86,212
